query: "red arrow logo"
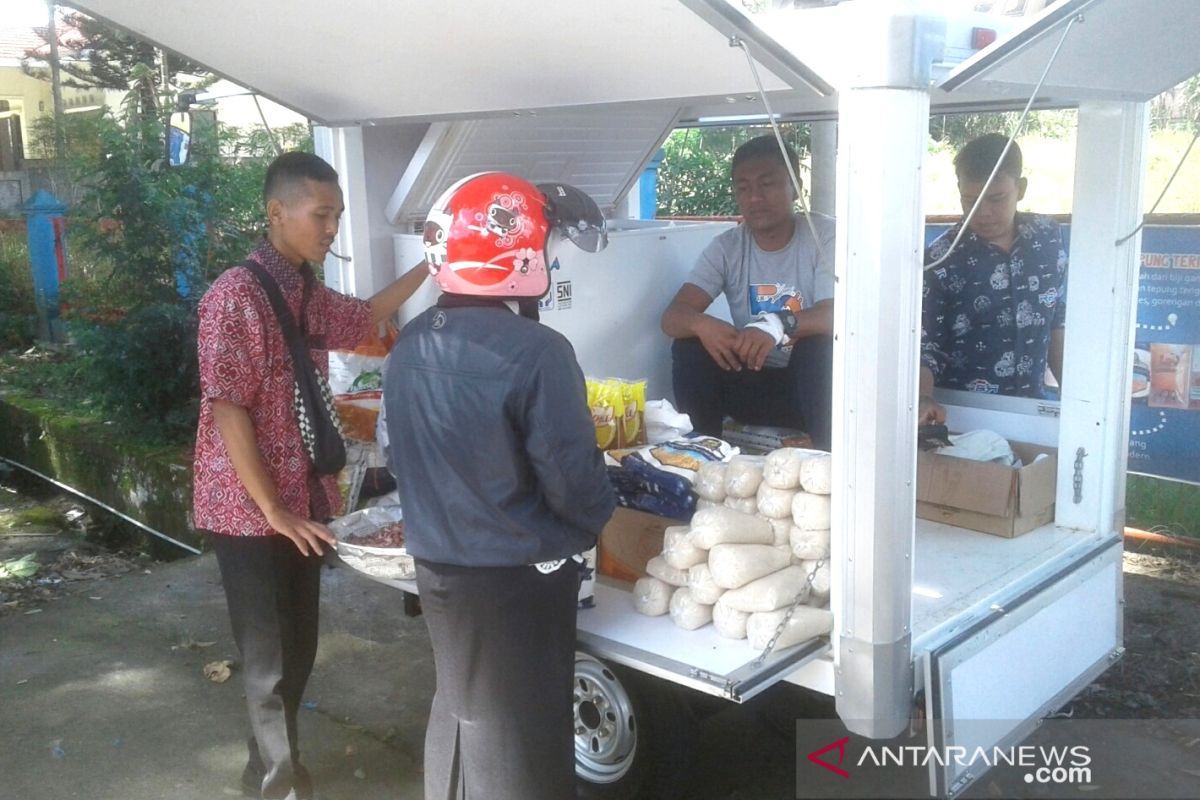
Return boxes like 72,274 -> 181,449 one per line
807,735 -> 851,778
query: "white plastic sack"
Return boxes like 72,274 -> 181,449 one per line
693,461 -> 728,502
936,429 -> 1016,465
686,562 -> 725,605
763,448 -> 805,490
791,492 -> 831,531
696,498 -> 723,512
645,399 -> 693,444
799,558 -> 831,599
662,525 -> 707,570
768,517 -> 792,547
724,495 -> 759,515
799,453 -> 832,495
719,565 -> 809,613
669,587 -> 713,631
632,576 -> 672,616
724,455 -> 766,498
789,527 -> 831,560
688,507 -> 774,550
747,606 -> 834,650
708,544 -> 792,590
645,555 -> 689,587
756,484 -> 797,519
712,598 -> 750,640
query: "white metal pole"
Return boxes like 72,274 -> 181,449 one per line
832,85 -> 926,739
1055,102 -> 1149,537
809,119 -> 836,217
313,125 -> 374,297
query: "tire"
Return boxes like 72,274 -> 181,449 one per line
573,653 -> 697,800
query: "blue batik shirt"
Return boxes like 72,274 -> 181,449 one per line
921,212 -> 1068,398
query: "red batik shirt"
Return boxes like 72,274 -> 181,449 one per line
193,240 -> 371,536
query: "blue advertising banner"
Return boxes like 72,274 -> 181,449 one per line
926,221 -> 1200,485
1129,226 -> 1200,485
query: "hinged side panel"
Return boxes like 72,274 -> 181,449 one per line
923,539 -> 1122,797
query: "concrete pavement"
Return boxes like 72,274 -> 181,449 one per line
0,553 -> 431,800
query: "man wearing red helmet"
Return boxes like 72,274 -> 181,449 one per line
384,173 -> 616,800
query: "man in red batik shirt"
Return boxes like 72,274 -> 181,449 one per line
194,152 -> 426,800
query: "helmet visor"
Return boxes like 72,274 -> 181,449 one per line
537,182 -> 608,253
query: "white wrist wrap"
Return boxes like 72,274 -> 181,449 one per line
745,313 -> 786,346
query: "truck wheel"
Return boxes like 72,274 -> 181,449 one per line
573,653 -> 695,800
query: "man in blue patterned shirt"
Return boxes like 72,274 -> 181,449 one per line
919,134 -> 1068,424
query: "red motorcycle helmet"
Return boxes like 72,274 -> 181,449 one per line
423,172 -> 552,298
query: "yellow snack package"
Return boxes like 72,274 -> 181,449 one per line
618,379 -> 647,448
587,378 -> 621,450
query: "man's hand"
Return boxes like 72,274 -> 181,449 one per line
918,395 -> 946,426
264,505 -> 337,557
734,328 -> 777,371
695,316 -> 746,372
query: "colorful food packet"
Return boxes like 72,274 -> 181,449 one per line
618,379 -> 647,448
586,378 -> 622,450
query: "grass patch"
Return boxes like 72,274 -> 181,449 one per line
1127,474 -> 1200,539
0,506 -> 68,530
0,347 -> 188,452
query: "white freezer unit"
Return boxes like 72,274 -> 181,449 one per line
394,219 -> 735,402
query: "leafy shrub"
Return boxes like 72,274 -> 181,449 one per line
0,231 -> 37,349
41,110 -> 313,444
71,302 -> 199,442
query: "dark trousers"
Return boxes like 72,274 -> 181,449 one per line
211,533 -> 322,800
416,559 -> 581,800
671,334 -> 834,450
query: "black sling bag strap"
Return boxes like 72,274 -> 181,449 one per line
240,260 -> 347,475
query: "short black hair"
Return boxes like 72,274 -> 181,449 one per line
954,133 -> 1022,183
263,151 -> 339,205
731,135 -> 800,181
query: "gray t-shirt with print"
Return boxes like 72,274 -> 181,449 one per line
686,212 -> 836,368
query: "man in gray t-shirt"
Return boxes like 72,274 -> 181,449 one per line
660,135 -> 836,449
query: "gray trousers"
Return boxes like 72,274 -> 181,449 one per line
416,558 -> 581,800
211,533 -> 321,800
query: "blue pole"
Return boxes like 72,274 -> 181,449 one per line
638,148 -> 666,220
22,190 -> 67,342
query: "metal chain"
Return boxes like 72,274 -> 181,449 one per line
751,557 -> 826,669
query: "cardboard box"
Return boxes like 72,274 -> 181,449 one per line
916,441 -> 1057,538
597,507 -> 683,583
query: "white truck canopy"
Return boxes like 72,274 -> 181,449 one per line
63,0 -> 1200,793
66,0 -> 830,126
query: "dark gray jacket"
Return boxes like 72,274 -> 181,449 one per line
384,298 -> 615,567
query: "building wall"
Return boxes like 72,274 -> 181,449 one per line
0,66 -> 111,158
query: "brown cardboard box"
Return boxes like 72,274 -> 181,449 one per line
597,507 -> 683,583
916,441 -> 1057,538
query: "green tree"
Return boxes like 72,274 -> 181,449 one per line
657,124 -> 811,217
928,109 -> 1076,150
52,106 -> 311,442
23,12 -> 208,123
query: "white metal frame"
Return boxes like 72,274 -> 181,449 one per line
1055,101 -> 1149,536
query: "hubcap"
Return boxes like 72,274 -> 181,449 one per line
573,654 -> 638,784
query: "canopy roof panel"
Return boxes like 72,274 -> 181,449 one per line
68,0 -> 831,125
940,0 -> 1200,102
